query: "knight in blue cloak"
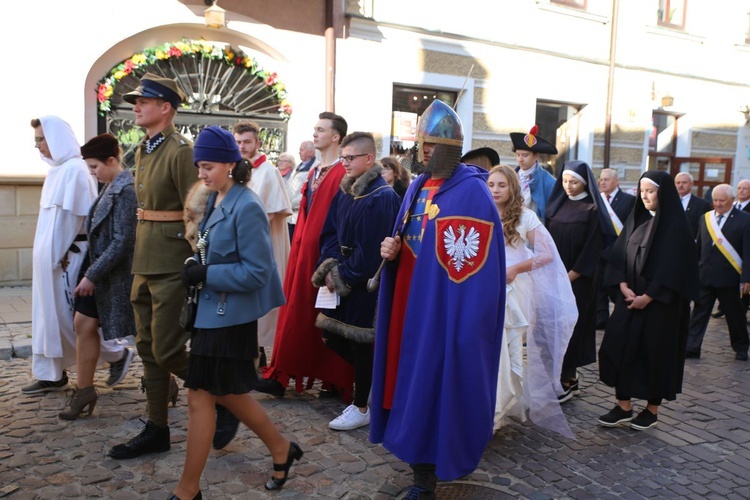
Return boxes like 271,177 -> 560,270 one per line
369,99 -> 506,499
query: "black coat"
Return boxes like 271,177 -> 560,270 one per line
696,208 -> 750,288
609,189 -> 636,225
684,194 -> 711,239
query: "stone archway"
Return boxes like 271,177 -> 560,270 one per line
96,38 -> 292,167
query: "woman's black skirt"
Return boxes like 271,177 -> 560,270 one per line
185,320 -> 259,396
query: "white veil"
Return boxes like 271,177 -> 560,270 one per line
495,209 -> 577,438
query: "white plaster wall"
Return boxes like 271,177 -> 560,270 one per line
4,0 -> 330,178
5,0 -> 750,179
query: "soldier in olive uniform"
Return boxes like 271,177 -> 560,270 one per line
109,73 -> 198,459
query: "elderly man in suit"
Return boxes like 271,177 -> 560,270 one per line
596,168 -> 636,329
685,184 -> 750,361
675,172 -> 710,239
735,179 -> 750,212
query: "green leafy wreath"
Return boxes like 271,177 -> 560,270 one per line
96,38 -> 292,118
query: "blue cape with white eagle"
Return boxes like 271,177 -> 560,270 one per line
369,163 -> 506,480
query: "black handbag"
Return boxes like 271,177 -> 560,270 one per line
180,285 -> 199,331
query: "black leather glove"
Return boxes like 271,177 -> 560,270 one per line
182,258 -> 208,288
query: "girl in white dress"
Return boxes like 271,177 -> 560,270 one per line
487,165 -> 577,437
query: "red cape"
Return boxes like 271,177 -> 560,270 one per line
264,162 -> 354,398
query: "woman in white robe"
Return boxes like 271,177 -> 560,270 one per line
487,165 -> 578,437
24,116 -> 127,391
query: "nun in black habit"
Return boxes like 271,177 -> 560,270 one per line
597,170 -> 698,430
545,161 -> 614,402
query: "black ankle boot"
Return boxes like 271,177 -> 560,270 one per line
255,378 -> 285,397
109,420 -> 170,459
213,404 -> 240,450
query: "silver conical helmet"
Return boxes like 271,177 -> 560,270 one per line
416,99 -> 464,147
414,99 -> 464,176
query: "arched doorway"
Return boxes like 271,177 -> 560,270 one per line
96,38 -> 292,168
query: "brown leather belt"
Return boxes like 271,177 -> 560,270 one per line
136,208 -> 183,222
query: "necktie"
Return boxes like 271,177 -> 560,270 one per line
736,202 -> 741,209
717,214 -> 724,225
606,194 -> 611,203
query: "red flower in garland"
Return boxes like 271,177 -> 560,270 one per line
265,72 -> 278,86
97,84 -> 109,103
124,60 -> 136,74
167,46 -> 183,57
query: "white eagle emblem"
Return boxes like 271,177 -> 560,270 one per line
443,224 -> 480,272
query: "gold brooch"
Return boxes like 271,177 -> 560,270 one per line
427,204 -> 440,220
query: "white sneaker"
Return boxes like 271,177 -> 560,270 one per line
329,404 -> 370,431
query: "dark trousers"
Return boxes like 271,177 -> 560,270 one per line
321,333 -> 373,408
131,273 -> 190,426
687,285 -> 750,355
410,463 -> 437,492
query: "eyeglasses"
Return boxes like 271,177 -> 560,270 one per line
34,137 -> 45,145
338,153 -> 368,163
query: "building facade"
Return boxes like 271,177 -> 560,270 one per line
1,0 -> 749,283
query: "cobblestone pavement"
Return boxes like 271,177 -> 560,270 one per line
2,286 -> 750,499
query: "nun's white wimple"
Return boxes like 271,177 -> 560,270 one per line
563,169 -> 587,185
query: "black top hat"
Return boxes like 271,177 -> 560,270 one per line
123,73 -> 187,110
510,125 -> 557,155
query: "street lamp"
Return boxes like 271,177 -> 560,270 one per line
204,1 -> 226,29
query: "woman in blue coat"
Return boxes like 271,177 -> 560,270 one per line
170,127 -> 302,500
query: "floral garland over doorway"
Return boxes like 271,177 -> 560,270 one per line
96,38 -> 292,118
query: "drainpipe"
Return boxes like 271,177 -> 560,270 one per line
604,0 -> 619,169
325,0 -> 336,112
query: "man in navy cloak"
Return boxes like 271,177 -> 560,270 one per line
369,99 -> 506,499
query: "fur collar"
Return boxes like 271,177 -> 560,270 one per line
340,163 -> 383,196
183,181 -> 211,253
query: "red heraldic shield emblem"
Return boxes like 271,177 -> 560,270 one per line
435,216 -> 494,283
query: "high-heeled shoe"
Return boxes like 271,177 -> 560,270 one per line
265,441 -> 303,490
168,376 -> 179,407
59,386 -> 97,420
166,491 -> 201,500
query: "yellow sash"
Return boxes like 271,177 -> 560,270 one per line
601,193 -> 623,235
705,212 -> 742,274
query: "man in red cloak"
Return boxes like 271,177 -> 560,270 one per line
261,112 -> 355,399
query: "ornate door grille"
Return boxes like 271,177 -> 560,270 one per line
96,39 -> 291,168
